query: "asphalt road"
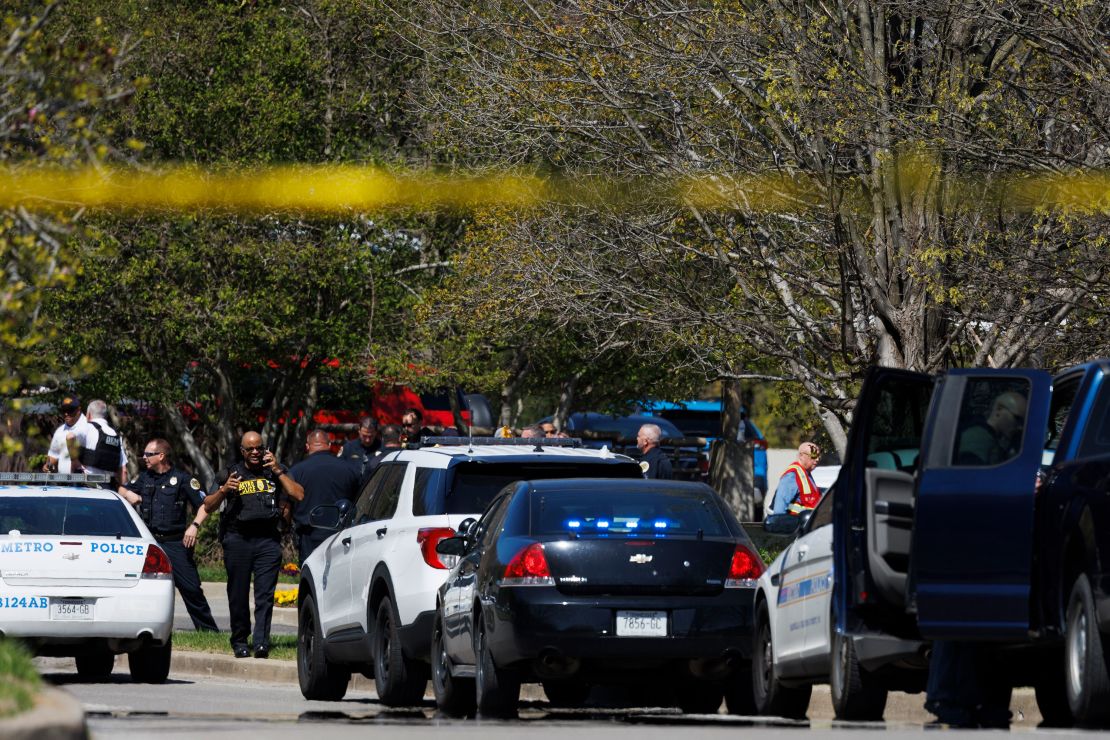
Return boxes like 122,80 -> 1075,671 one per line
34,659 -> 1105,740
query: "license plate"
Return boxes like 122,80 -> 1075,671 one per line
50,599 -> 93,620
616,610 -> 667,637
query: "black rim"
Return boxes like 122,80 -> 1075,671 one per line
758,622 -> 772,699
476,625 -> 486,699
377,609 -> 391,683
300,606 -> 314,679
433,621 -> 447,692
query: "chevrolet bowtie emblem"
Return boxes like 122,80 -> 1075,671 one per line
63,553 -> 79,560
629,554 -> 653,564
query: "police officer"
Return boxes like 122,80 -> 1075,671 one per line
119,438 -> 219,632
204,431 -> 304,658
338,416 -> 381,477
636,423 -> 674,479
290,429 -> 361,563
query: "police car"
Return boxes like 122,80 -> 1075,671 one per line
296,438 -> 643,704
0,473 -> 175,682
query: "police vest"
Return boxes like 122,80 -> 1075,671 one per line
79,420 -> 122,471
135,472 -> 190,534
227,464 -> 280,522
782,462 -> 821,515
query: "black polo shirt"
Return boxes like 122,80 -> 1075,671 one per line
289,450 -> 362,529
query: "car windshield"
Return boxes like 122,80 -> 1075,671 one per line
575,416 -> 683,439
0,496 -> 141,537
533,488 -> 731,537
657,410 -> 721,438
414,461 -> 642,516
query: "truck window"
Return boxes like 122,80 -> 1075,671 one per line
1077,380 -> 1110,459
951,378 -> 1031,466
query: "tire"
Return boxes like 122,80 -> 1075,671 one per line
676,681 -> 724,714
542,680 -> 591,708
298,594 -> 351,701
128,638 -> 172,683
829,629 -> 887,721
1066,574 -> 1110,726
752,601 -> 811,719
373,596 -> 428,706
431,611 -> 475,716
75,652 -> 115,678
1034,648 -> 1073,728
724,659 -> 757,715
474,615 -> 520,717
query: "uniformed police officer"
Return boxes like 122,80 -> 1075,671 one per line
636,423 -> 674,480
290,429 -> 362,563
204,431 -> 304,658
338,416 -> 381,477
119,438 -> 219,632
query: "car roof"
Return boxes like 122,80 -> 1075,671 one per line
523,478 -> 715,495
0,485 -> 121,499
394,443 -> 638,465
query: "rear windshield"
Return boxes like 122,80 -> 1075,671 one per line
413,461 -> 642,516
533,488 -> 731,537
658,410 -> 721,438
0,496 -> 141,537
577,416 -> 683,439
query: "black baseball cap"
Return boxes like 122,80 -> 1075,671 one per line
59,396 -> 81,413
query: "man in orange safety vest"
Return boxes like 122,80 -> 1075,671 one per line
769,442 -> 822,516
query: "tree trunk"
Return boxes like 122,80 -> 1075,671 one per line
710,380 -> 757,520
162,401 -> 217,491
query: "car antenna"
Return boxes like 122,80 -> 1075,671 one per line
465,396 -> 475,454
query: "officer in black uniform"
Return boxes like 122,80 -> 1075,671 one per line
290,429 -> 362,563
203,431 -> 304,658
119,438 -> 219,631
636,423 -> 674,479
338,416 -> 381,477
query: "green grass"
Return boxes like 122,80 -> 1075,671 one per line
173,631 -> 297,661
197,564 -> 299,584
0,639 -> 42,718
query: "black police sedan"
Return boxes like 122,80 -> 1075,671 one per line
430,478 -> 763,717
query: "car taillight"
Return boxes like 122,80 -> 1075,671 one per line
417,527 -> 457,569
502,542 -> 554,586
725,544 -> 763,587
753,438 -> 768,450
141,545 -> 173,579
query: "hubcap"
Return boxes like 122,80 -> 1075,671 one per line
833,633 -> 847,697
1068,604 -> 1087,700
379,614 -> 391,682
759,625 -> 772,691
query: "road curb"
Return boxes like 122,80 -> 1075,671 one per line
166,648 -> 1041,723
0,687 -> 87,740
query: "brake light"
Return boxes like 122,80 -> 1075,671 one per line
698,458 -> 710,474
417,527 -> 456,569
502,543 -> 554,586
141,545 -> 173,579
753,438 -> 768,450
725,544 -> 763,587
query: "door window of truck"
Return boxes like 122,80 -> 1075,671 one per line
951,378 -> 1031,466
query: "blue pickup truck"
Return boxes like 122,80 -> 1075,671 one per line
833,360 -> 1110,727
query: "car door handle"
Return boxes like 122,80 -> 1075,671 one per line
341,536 -> 352,548
376,527 -> 387,539
796,546 -> 808,561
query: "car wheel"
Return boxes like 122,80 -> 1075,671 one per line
374,596 -> 428,706
724,659 -> 757,715
752,601 -> 811,719
542,680 -> 591,708
298,594 -> 351,701
676,681 -> 724,714
1066,574 -> 1110,726
75,652 -> 115,678
128,637 -> 172,683
829,628 -> 886,721
431,611 -> 475,716
474,615 -> 520,717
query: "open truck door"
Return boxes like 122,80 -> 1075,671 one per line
834,368 -> 935,641
910,369 -> 1053,639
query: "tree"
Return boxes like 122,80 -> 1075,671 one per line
1,1 -> 139,460
405,0 -> 1110,460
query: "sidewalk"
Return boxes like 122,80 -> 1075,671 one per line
172,582 -> 1044,724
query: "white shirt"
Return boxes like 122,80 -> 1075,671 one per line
82,418 -> 128,477
48,414 -> 90,473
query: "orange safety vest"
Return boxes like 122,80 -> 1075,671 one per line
782,462 -> 820,515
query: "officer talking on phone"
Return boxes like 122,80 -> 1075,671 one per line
204,431 -> 304,658
119,438 -> 219,632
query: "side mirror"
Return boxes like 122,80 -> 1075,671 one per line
457,517 -> 478,538
309,504 -> 342,531
435,536 -> 467,557
335,498 -> 353,526
763,513 -> 801,536
797,509 -> 814,532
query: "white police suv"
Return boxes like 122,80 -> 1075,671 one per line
0,473 -> 175,682
296,438 -> 643,704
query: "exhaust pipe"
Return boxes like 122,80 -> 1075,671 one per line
534,649 -> 581,678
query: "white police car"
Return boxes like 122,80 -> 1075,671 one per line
0,473 -> 175,682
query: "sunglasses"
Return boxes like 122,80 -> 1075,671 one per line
242,446 -> 265,453
141,451 -> 162,458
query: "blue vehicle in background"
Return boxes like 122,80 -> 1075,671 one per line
640,400 -> 769,495
833,359 -> 1110,728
